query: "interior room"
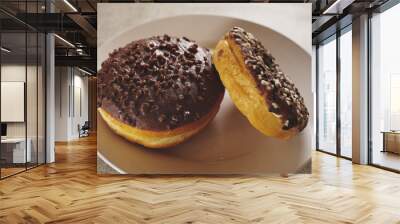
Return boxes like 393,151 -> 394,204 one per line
0,18 -> 46,178
0,0 -> 399,223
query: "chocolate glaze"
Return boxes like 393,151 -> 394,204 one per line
227,27 -> 309,131
98,35 -> 224,131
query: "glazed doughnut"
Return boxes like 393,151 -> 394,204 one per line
98,35 -> 224,148
213,27 -> 309,139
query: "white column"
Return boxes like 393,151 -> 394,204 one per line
46,33 -> 55,163
352,14 -> 369,164
54,67 -> 73,141
45,0 -> 56,163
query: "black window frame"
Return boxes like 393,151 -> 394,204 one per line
315,23 -> 353,161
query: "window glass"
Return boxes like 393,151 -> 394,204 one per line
318,37 -> 337,154
0,1 -> 46,179
340,28 -> 352,158
1,31 -> 27,177
371,3 -> 400,171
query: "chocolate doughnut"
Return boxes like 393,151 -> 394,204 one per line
98,35 -> 224,148
213,27 -> 308,139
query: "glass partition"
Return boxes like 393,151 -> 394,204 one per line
0,1 -> 46,179
27,31 -> 38,169
37,32 -> 45,165
1,31 -> 28,177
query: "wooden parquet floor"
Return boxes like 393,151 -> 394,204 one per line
1,134 -> 400,224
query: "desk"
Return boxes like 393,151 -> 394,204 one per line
381,131 -> 400,154
1,138 -> 31,164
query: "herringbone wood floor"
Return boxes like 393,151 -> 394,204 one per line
0,134 -> 400,224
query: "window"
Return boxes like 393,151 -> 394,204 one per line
340,28 -> 352,158
370,2 -> 400,171
317,36 -> 337,154
316,25 -> 353,159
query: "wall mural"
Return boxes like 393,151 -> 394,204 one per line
97,3 -> 313,174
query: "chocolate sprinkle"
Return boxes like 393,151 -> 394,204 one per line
98,35 -> 224,131
227,27 -> 309,131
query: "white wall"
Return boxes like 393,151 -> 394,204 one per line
72,74 -> 89,138
55,67 -> 70,141
1,64 -> 38,138
1,65 -> 26,140
54,67 -> 89,141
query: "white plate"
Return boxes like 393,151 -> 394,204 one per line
97,15 -> 312,174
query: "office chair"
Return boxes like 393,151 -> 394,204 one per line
79,121 -> 90,138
